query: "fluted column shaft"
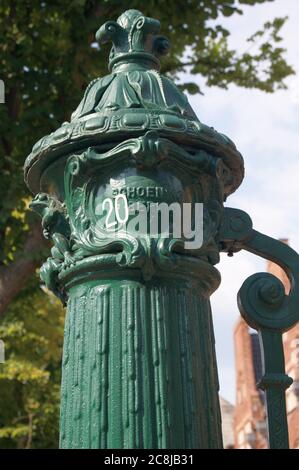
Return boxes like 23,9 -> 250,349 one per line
60,277 -> 222,449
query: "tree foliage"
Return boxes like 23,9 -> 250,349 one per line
0,0 -> 294,448
0,282 -> 63,448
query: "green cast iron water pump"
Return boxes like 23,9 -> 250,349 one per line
24,9 -> 299,449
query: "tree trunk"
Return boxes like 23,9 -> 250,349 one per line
0,222 -> 46,318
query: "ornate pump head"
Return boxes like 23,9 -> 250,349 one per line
24,9 -> 244,198
96,9 -> 170,71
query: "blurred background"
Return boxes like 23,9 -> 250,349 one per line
0,0 -> 298,448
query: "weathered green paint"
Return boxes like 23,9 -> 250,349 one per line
220,207 -> 299,448
59,279 -> 222,448
258,330 -> 292,449
25,9 -> 244,449
24,9 -> 299,449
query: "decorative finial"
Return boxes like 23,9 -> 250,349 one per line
96,9 -> 171,71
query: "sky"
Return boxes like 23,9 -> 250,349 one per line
183,0 -> 299,403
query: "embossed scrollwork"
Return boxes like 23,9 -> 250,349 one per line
219,207 -> 299,448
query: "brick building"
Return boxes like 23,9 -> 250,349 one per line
220,396 -> 235,448
233,241 -> 299,449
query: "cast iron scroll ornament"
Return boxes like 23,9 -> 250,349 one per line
25,8 -> 243,305
219,207 -> 299,449
26,8 -> 299,450
24,8 -> 299,450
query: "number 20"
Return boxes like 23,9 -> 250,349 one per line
102,194 -> 129,229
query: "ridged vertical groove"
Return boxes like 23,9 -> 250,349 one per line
154,287 -> 169,448
90,291 -> 99,448
60,281 -> 222,449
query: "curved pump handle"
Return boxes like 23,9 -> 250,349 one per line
219,207 -> 299,449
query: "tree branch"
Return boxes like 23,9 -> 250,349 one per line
162,57 -> 217,74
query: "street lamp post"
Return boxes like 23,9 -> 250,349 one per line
24,9 -> 299,449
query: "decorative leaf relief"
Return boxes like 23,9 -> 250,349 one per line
29,193 -> 77,301
33,135 -> 226,294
